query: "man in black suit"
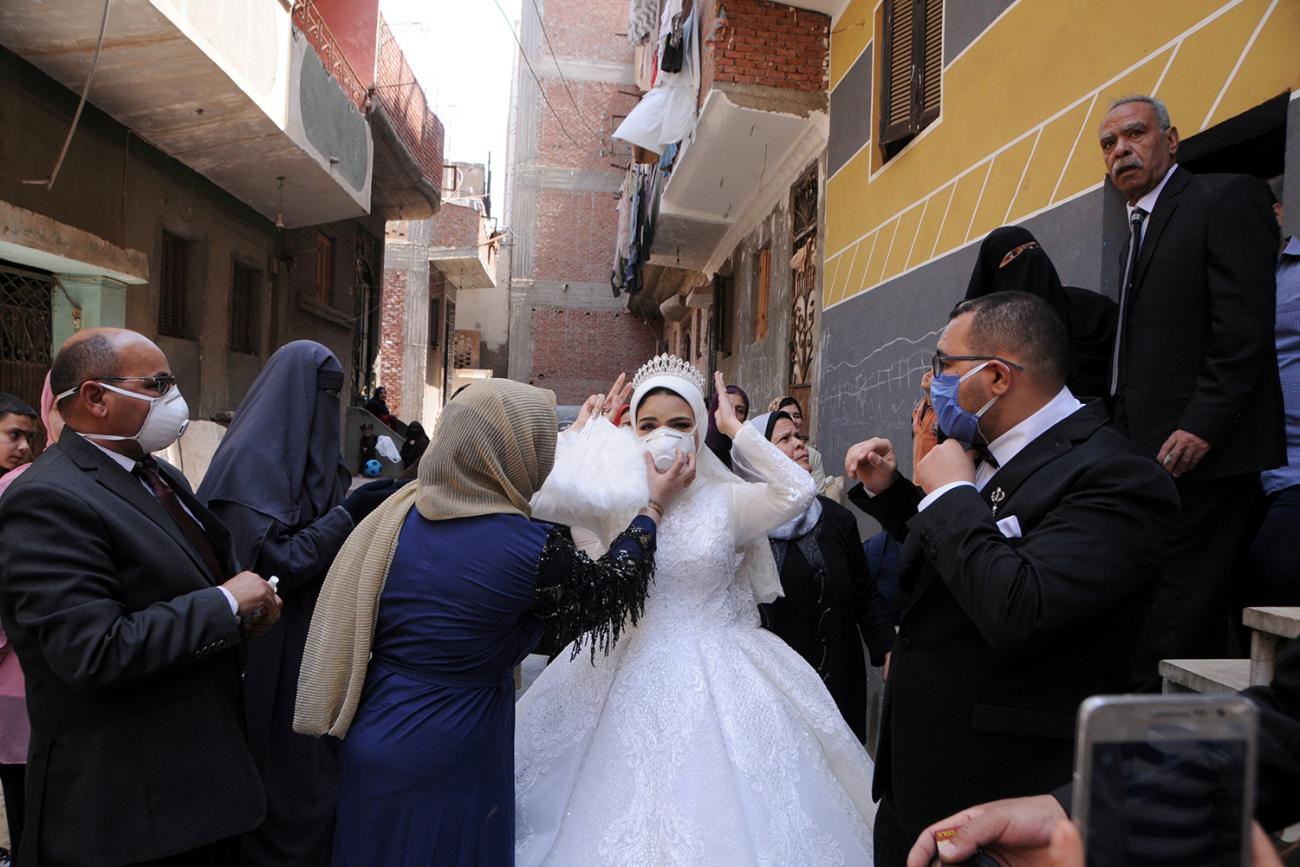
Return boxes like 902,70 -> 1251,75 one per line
1098,95 -> 1284,686
845,293 -> 1179,865
0,328 -> 283,866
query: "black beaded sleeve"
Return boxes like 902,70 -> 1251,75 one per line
532,515 -> 657,662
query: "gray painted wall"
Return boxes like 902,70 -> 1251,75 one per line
828,44 -> 872,177
298,46 -> 370,192
943,0 -> 1017,66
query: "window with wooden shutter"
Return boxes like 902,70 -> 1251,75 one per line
754,245 -> 771,342
314,233 -> 334,305
158,233 -> 188,338
879,0 -> 943,160
229,264 -> 259,354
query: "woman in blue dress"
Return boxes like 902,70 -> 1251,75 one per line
294,378 -> 693,867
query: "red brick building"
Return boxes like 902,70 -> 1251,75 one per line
505,0 -> 657,405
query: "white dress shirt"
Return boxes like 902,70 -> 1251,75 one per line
918,387 -> 1085,511
1127,163 -> 1177,243
82,434 -> 239,616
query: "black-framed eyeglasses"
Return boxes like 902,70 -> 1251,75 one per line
96,374 -> 178,395
930,353 -> 1024,378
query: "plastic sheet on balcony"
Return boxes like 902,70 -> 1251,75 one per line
613,4 -> 699,156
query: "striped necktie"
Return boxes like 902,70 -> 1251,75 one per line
1109,207 -> 1148,396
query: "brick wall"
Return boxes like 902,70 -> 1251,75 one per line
529,306 -> 658,404
537,78 -> 639,168
376,15 -> 445,187
543,0 -> 634,65
378,267 -> 406,409
532,189 -> 621,283
702,0 -> 829,96
428,201 -> 481,249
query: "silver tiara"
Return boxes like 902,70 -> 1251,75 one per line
631,353 -> 706,392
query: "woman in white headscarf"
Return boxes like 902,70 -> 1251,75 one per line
515,355 -> 878,866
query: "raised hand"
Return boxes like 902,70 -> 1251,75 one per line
570,393 -> 606,433
844,437 -> 898,495
712,372 -> 743,438
598,373 -> 631,422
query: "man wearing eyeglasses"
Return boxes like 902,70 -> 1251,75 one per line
0,327 -> 281,865
843,292 -> 1180,865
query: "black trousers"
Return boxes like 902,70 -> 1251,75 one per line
874,794 -> 913,867
1244,485 -> 1300,606
125,837 -> 239,867
1131,473 -> 1262,690
0,763 -> 23,863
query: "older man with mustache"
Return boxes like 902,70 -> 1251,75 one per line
1098,95 -> 1283,688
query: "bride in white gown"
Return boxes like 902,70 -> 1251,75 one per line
515,355 -> 877,866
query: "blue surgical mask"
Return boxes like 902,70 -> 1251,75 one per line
930,362 -> 998,448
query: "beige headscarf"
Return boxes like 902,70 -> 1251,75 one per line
294,379 -> 557,738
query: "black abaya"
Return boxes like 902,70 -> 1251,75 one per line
759,497 -> 895,743
197,341 -> 353,866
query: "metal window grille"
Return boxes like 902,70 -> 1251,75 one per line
158,233 -> 188,337
230,265 -> 259,354
0,262 -> 53,452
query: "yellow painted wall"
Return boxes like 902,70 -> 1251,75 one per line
825,0 -> 1300,309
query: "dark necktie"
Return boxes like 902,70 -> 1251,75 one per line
1109,207 -> 1148,396
971,443 -> 1000,471
134,457 -> 224,581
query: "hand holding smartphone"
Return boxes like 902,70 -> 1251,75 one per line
1073,694 -> 1258,867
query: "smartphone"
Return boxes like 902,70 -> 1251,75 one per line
1073,694 -> 1258,867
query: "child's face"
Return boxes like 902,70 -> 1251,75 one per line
0,412 -> 37,472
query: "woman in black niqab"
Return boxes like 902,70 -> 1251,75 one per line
198,340 -> 359,866
964,225 -> 1117,402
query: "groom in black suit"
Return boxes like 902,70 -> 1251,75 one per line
0,328 -> 283,865
1098,96 -> 1283,686
845,292 -> 1179,865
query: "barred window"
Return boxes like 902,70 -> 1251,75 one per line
159,233 -> 188,338
230,264 -> 259,354
880,0 -> 943,161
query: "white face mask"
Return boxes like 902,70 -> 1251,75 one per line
59,381 -> 191,454
640,426 -> 694,472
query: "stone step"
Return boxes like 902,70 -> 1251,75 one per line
1242,607 -> 1300,685
1159,658 -> 1251,695
1243,606 -> 1300,640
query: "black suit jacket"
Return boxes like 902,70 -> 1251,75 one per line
850,404 -> 1179,842
0,433 -> 266,865
1114,167 -> 1283,480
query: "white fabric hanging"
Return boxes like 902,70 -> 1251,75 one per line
613,2 -> 699,155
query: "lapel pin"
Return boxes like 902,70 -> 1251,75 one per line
990,487 -> 1006,517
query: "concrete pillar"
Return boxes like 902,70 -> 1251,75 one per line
51,274 -> 128,353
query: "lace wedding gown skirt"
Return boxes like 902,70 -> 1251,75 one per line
515,481 -> 877,866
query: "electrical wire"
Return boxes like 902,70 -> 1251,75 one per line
491,0 -> 588,152
24,0 -> 113,189
527,0 -> 605,145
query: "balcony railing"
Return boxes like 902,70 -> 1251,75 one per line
291,0 -> 370,111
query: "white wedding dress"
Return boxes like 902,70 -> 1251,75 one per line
515,424 -> 877,866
